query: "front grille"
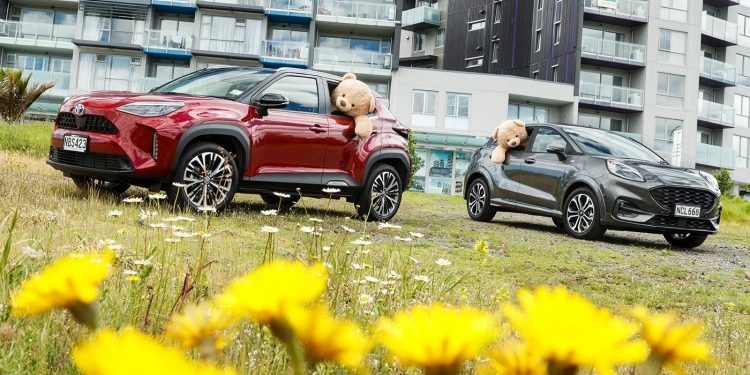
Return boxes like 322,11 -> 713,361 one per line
651,187 -> 716,211
49,147 -> 132,172
646,215 -> 715,231
57,113 -> 118,134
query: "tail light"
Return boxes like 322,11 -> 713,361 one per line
392,122 -> 410,138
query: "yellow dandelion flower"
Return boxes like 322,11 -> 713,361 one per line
631,306 -> 710,375
480,341 -> 546,375
166,302 -> 231,354
375,304 -> 497,375
286,304 -> 371,369
11,250 -> 113,328
474,238 -> 490,255
213,260 -> 328,325
503,286 -> 648,375
73,327 -> 236,375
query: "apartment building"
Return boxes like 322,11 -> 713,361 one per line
398,0 -> 750,191
0,0 -> 401,114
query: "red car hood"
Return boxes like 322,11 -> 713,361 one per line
66,92 -> 211,108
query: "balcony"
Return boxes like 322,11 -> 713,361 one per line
578,82 -> 644,113
582,0 -> 648,26
698,99 -> 735,129
197,0 -> 263,13
402,5 -> 440,32
26,70 -> 70,98
701,12 -> 737,47
77,24 -> 144,51
265,0 -> 312,23
696,143 -> 735,169
0,20 -> 75,53
193,37 -> 261,59
580,36 -> 645,69
260,40 -> 309,68
699,57 -> 736,87
313,47 -> 392,77
152,0 -> 197,14
316,0 -> 397,30
143,30 -> 193,60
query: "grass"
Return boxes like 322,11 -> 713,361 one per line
0,124 -> 749,374
0,122 -> 53,157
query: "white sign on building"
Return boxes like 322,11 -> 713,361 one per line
671,129 -> 683,167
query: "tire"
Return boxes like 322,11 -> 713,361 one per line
466,178 -> 496,222
663,232 -> 708,249
260,193 -> 300,211
71,176 -> 130,196
168,142 -> 239,212
563,187 -> 607,240
552,217 -> 565,229
356,164 -> 404,222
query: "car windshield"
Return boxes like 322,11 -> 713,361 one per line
151,69 -> 273,100
563,126 -> 665,163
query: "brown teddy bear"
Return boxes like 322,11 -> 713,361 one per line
491,119 -> 528,164
332,73 -> 376,140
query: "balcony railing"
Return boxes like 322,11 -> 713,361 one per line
197,38 -> 260,55
25,70 -> 70,97
144,30 -> 193,54
402,5 -> 440,31
702,12 -> 738,44
580,36 -> 645,65
317,0 -> 397,23
313,47 -> 392,75
698,99 -> 735,127
261,40 -> 309,64
696,143 -> 736,169
579,81 -> 644,110
700,57 -> 736,85
266,0 -> 312,13
81,25 -> 144,45
199,0 -> 263,6
0,20 -> 75,44
582,0 -> 648,20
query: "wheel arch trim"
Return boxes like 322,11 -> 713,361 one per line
463,167 -> 496,200
561,176 -> 607,221
170,123 -> 250,179
364,148 -> 410,188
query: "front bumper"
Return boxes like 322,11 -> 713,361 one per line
598,176 -> 721,234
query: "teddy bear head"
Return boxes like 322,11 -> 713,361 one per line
492,119 -> 528,149
332,73 -> 375,117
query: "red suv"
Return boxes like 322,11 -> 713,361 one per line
48,68 -> 411,221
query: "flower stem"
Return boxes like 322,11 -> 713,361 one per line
271,322 -> 309,375
635,354 -> 664,375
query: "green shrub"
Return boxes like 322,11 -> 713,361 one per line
714,168 -> 734,196
407,131 -> 424,190
0,122 -> 53,156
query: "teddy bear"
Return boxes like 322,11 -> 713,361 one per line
332,72 -> 376,140
491,119 -> 528,164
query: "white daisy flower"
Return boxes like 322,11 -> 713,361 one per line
172,182 -> 187,188
381,289 -> 394,295
322,188 -> 341,194
273,192 -> 291,198
409,232 -> 425,238
149,223 -> 169,229
341,225 -> 356,233
300,226 -> 317,234
309,218 -> 324,223
122,197 -> 143,203
123,269 -> 138,276
106,210 -> 123,217
173,231 -> 196,238
394,236 -> 412,242
148,193 -> 167,200
435,258 -> 452,267
133,258 -> 152,266
261,226 -> 279,233
261,209 -> 278,216
197,205 -> 217,213
351,238 -> 372,246
22,247 -> 44,259
414,275 -> 430,282
388,271 -> 402,279
351,262 -> 366,270
176,216 -> 196,222
165,238 -> 181,243
162,216 -> 179,222
378,222 -> 401,230
358,293 -> 373,305
322,246 -> 331,252
97,239 -> 117,247
364,276 -> 380,283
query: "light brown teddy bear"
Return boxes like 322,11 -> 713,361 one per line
491,119 -> 528,164
332,73 -> 376,140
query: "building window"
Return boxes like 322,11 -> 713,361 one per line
492,41 -> 500,62
660,0 -> 688,23
658,29 -> 687,65
493,1 -> 502,23
736,94 -> 750,128
654,117 -> 683,152
532,70 -> 539,79
538,0 -> 544,10
578,111 -> 627,132
468,20 -> 485,31
656,73 -> 685,108
535,30 -> 542,51
551,65 -> 559,82
412,90 -> 437,115
435,28 -> 445,48
735,135 -> 750,168
446,93 -> 470,117
737,54 -> 750,87
508,103 -> 550,123
740,14 -> 750,37
413,32 -> 426,52
199,15 -> 262,55
466,57 -> 483,68
553,0 -> 562,45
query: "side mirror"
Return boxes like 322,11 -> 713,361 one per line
546,142 -> 567,161
251,93 -> 289,117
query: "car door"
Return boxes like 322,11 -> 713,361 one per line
487,126 -> 536,204
516,126 -> 572,212
247,74 -> 329,185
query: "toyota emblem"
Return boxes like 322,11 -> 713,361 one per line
73,103 -> 85,116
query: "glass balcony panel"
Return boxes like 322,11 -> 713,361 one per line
578,81 -> 644,109
262,40 -> 309,61
581,36 -> 645,64
698,99 -> 735,126
402,5 -> 440,29
702,12 -> 738,44
144,29 -> 193,52
266,0 -> 312,12
696,143 -> 736,169
314,47 -> 392,73
583,0 -> 649,19
0,20 -> 75,43
317,0 -> 397,22
700,57 -> 736,84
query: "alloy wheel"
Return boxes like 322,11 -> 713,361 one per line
468,182 -> 486,216
370,170 -> 400,217
566,193 -> 595,234
182,151 -> 234,208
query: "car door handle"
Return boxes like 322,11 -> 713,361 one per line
309,124 -> 326,133
524,157 -> 536,164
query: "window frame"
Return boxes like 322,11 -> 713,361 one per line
658,28 -> 687,65
255,73 -> 323,114
528,126 -> 569,154
446,92 -> 471,118
656,72 -> 685,108
412,90 -> 438,115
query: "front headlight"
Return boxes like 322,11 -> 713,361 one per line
606,159 -> 645,182
116,102 -> 184,117
699,171 -> 720,192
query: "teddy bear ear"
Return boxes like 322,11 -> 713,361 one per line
492,127 -> 500,140
342,72 -> 357,81
369,94 -> 376,112
513,119 -> 526,127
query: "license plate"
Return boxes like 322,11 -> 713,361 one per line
674,204 -> 700,218
63,134 -> 88,153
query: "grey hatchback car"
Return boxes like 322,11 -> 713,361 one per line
464,124 -> 722,249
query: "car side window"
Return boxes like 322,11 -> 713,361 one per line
530,127 -> 567,153
260,76 -> 319,113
